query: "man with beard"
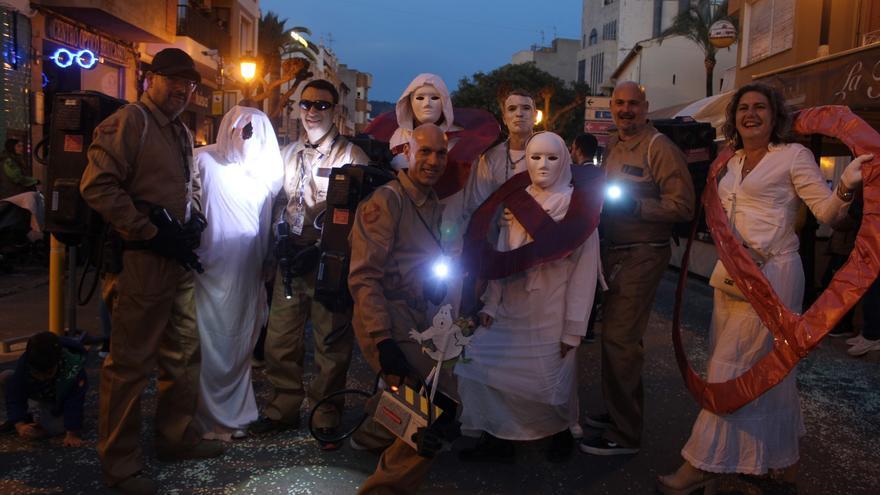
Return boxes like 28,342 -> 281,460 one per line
249,79 -> 368,448
81,48 -> 221,494
579,81 -> 694,456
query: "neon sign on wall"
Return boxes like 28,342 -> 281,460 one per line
50,48 -> 98,69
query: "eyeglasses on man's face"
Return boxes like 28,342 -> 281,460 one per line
299,99 -> 334,112
157,73 -> 198,92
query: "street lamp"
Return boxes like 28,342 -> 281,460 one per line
239,54 -> 257,101
239,55 -> 257,83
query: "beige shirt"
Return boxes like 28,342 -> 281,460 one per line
603,124 -> 695,244
278,126 -> 369,244
80,94 -> 201,240
462,140 -> 527,221
349,170 -> 444,344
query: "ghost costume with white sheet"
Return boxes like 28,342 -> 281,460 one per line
192,106 -> 284,437
455,132 -> 601,441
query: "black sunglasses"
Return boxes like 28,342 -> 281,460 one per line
299,99 -> 334,111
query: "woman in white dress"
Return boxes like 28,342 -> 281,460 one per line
455,132 -> 601,463
193,106 -> 284,440
657,84 -> 870,494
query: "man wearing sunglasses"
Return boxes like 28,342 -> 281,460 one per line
80,48 -> 221,494
251,79 -> 369,449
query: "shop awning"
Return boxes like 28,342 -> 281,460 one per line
754,42 -> 880,130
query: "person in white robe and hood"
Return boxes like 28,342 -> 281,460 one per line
455,131 -> 601,463
192,106 -> 284,440
390,74 -> 471,315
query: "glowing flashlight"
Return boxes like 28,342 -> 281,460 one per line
606,184 -> 623,200
432,257 -> 450,279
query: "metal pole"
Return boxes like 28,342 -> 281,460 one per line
48,235 -> 64,335
66,244 -> 77,335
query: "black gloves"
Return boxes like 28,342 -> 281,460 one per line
412,426 -> 443,458
146,206 -> 205,273
290,244 -> 321,276
181,211 -> 208,251
377,339 -> 410,380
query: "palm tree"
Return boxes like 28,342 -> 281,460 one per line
258,11 -> 289,119
662,0 -> 735,97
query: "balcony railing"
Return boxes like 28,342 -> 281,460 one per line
177,4 -> 230,56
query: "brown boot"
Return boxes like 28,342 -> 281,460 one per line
113,473 -> 157,495
156,439 -> 225,462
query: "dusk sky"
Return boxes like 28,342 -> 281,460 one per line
260,0 -> 583,102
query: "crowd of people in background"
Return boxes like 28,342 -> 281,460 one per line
1,46 -> 877,495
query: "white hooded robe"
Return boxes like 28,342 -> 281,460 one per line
193,106 -> 284,435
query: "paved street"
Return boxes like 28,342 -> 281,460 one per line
1,267 -> 878,494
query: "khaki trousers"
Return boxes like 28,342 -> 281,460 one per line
599,243 -> 670,448
98,251 -> 201,486
263,265 -> 353,428
357,299 -> 458,495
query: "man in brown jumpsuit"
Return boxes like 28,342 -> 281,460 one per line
579,81 -> 695,456
249,79 -> 369,444
80,48 -> 222,494
350,124 -> 458,494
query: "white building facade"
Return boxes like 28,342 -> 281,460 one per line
611,35 -> 737,109
511,38 -> 581,83
578,0 -> 686,94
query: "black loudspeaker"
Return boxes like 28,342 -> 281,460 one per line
651,117 -> 717,237
314,163 -> 395,312
45,91 -> 126,245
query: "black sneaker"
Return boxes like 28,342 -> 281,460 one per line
248,416 -> 299,436
583,412 -> 613,429
578,435 -> 639,456
458,433 -> 515,463
546,429 -> 574,463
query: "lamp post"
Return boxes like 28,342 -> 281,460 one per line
239,53 -> 257,100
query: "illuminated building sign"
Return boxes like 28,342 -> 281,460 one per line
45,17 -> 130,65
50,48 -> 98,69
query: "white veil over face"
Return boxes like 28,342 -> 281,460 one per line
390,73 -> 455,149
214,105 -> 284,194
504,131 -> 574,251
191,106 -> 284,435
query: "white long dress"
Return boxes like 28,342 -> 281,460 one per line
455,233 -> 599,440
682,143 -> 849,474
193,107 -> 283,436
455,133 -> 600,440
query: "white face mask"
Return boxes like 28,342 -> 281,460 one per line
526,133 -> 565,190
503,95 -> 536,136
410,85 -> 443,125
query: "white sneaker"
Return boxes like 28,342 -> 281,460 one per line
846,335 -> 864,346
570,423 -> 584,439
847,336 -> 880,356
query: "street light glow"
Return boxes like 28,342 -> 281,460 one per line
290,31 -> 309,48
240,58 -> 257,82
535,110 -> 543,126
